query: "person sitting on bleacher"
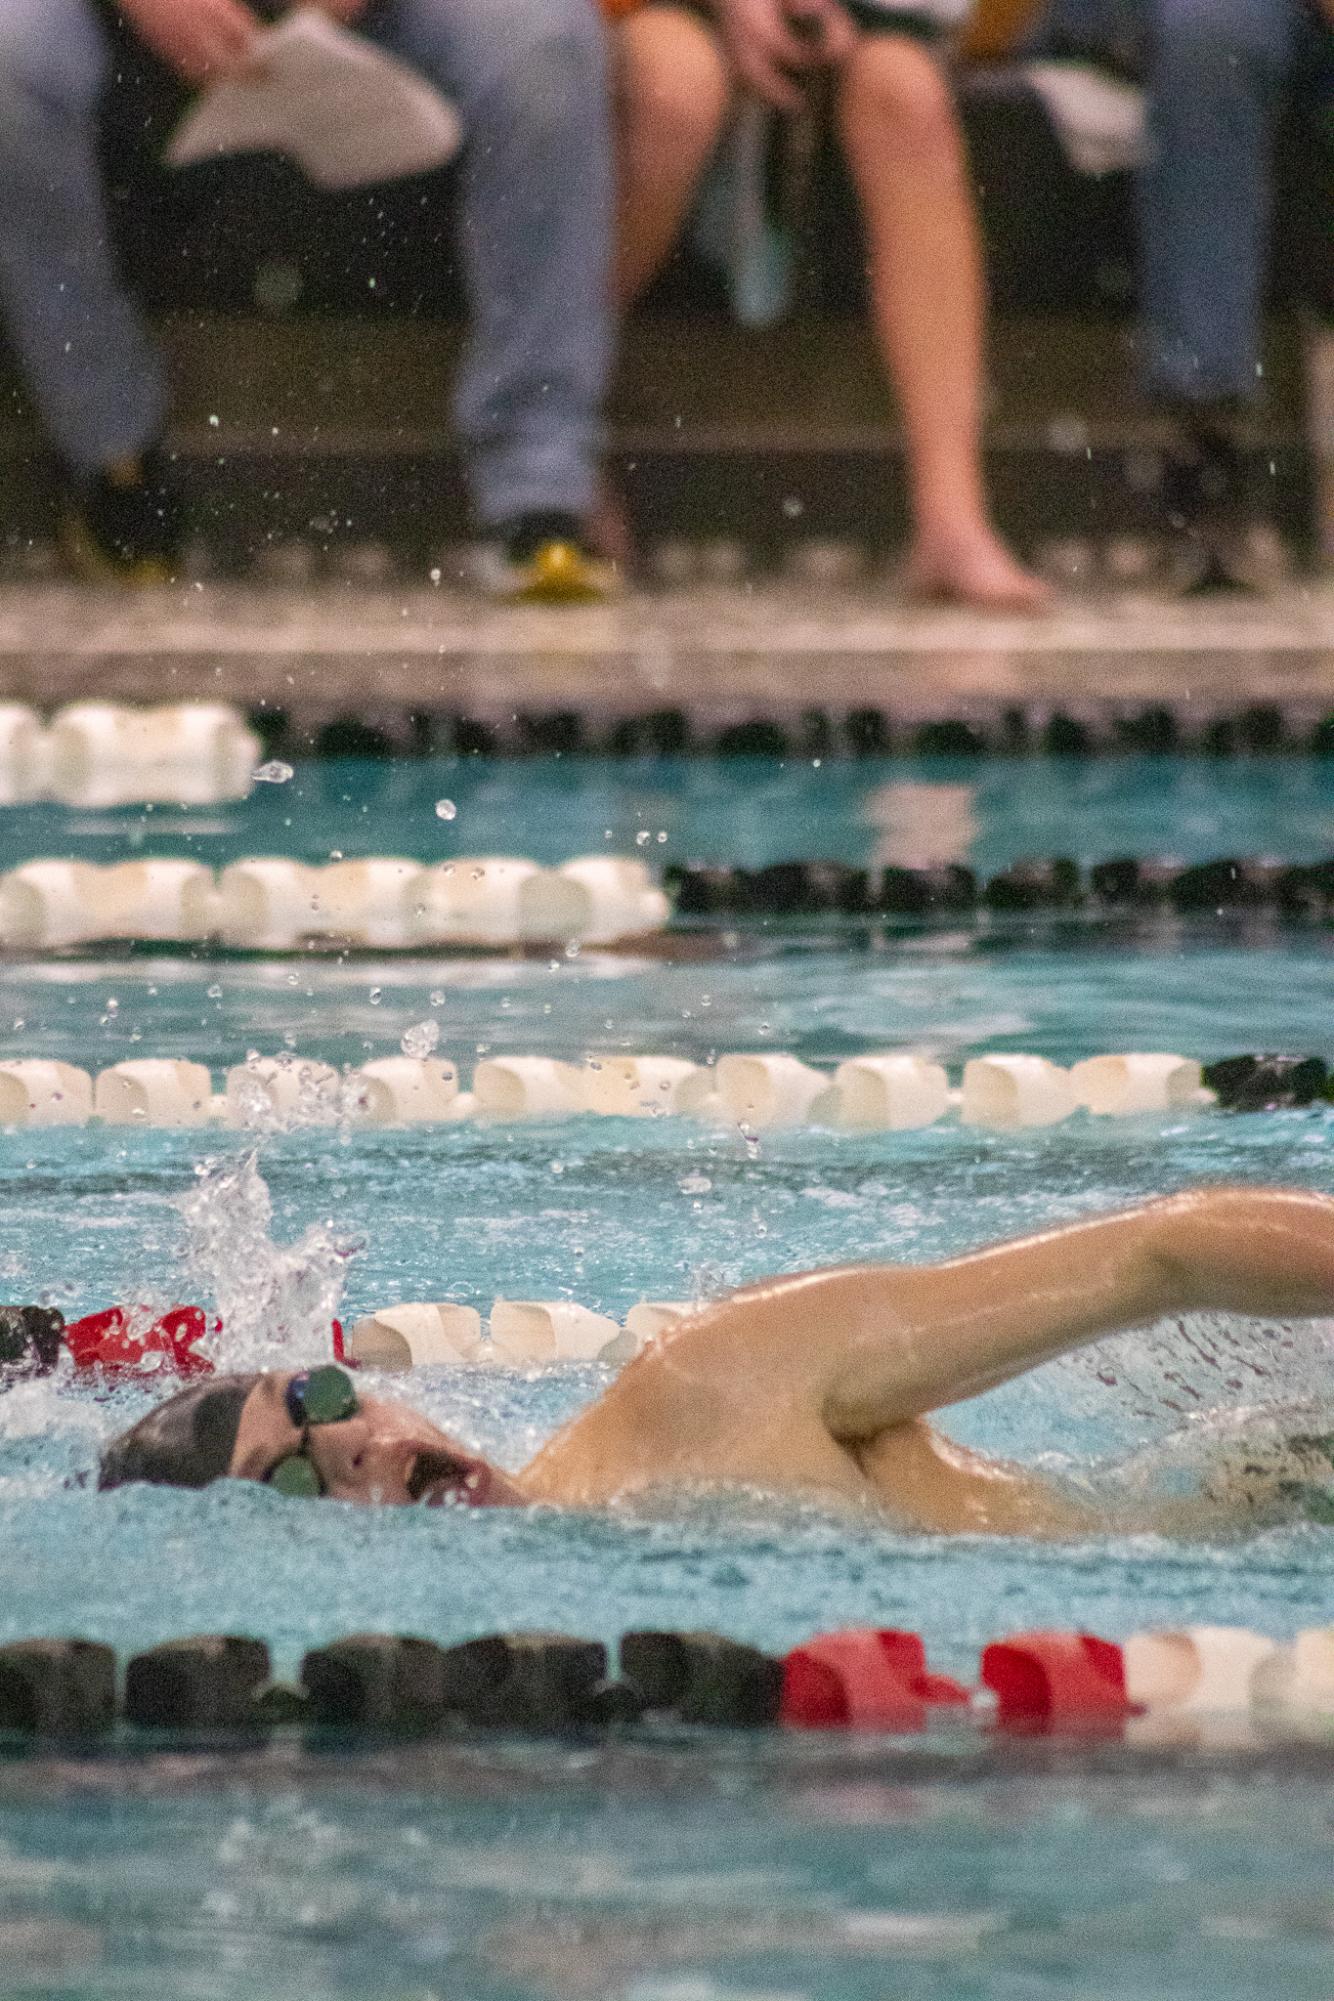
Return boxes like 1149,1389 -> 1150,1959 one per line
606,0 -> 1051,611
1032,0 -> 1334,587
0,0 -> 616,600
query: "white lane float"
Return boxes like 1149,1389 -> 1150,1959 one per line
1070,1053 -> 1204,1115
347,1302 -> 484,1370
550,857 -> 671,944
414,857 -> 542,947
961,1054 -> 1078,1128
104,859 -> 215,942
0,1038 -> 1215,1131
472,1057 -> 586,1120
712,1053 -> 830,1129
489,1300 -> 627,1366
306,859 -> 424,948
0,851 -> 673,951
212,858 -> 317,949
1253,1629 -> 1334,1734
821,1054 -> 951,1130
224,1055 -> 342,1127
0,1060 -> 94,1126
45,701 -> 260,805
0,705 -> 48,804
351,1057 -> 461,1125
0,860 -> 102,948
1123,1624 -> 1278,1746
624,1301 -> 695,1343
94,1059 -> 214,1126
579,1055 -> 703,1118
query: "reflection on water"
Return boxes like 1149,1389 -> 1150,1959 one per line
862,781 -> 979,868
4,755 -> 1334,875
3,1740 -> 1334,2000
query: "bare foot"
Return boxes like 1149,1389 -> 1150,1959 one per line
904,532 -> 1054,613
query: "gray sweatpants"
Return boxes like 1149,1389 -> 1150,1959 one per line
0,0 -> 614,527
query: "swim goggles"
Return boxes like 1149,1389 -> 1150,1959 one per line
267,1365 -> 360,1498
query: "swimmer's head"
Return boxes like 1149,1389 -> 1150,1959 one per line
98,1373 -> 259,1491
98,1368 -> 524,1508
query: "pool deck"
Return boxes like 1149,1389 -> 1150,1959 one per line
1,579 -> 1332,734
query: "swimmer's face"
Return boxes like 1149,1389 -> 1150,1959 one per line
230,1372 -> 525,1508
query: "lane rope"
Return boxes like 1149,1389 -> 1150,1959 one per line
0,1049 -> 1324,1130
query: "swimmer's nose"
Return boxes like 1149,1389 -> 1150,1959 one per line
314,1414 -> 417,1504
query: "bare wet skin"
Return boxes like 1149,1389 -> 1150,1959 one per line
223,1362 -> 1334,1542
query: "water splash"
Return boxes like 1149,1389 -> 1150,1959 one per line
177,1153 -> 358,1372
1061,1311 -> 1334,1433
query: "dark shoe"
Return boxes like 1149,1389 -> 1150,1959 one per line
63,447 -> 183,585
1161,418 -> 1291,595
474,510 -> 618,603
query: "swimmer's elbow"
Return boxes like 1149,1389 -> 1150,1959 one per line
1146,1186 -> 1334,1317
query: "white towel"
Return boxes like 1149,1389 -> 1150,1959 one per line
166,9 -> 462,191
1024,60 -> 1147,176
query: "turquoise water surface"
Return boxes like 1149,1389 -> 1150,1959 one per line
2,758 -> 1334,1999
3,753 -> 1334,874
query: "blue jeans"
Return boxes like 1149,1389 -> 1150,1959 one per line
0,0 -> 613,527
1033,0 -> 1334,404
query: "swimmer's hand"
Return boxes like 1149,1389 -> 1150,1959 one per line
122,0 -> 260,82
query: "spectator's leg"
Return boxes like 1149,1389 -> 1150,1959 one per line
837,30 -> 1050,610
369,0 -> 614,535
613,5 -> 731,306
0,0 -> 167,477
1141,0 -> 1303,408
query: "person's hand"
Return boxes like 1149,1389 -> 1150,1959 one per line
120,0 -> 260,83
717,0 -> 857,112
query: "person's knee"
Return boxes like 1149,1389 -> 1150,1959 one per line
840,37 -> 962,169
0,11 -> 99,182
483,0 -> 610,125
619,8 -> 731,158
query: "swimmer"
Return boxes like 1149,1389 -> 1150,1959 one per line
99,1186 -> 1334,1536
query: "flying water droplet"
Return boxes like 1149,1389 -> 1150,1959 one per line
253,760 -> 294,785
401,1019 -> 440,1058
435,799 -> 457,821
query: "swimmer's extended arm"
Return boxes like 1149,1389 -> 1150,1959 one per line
628,1187 -> 1334,1444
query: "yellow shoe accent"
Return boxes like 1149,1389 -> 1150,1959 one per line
513,540 -> 614,605
60,510 -> 174,588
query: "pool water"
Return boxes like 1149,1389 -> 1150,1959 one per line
5,753 -> 1334,875
2,757 -> 1334,1999
6,1739 -> 1334,2001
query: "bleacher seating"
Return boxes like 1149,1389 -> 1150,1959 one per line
0,8 -> 1328,566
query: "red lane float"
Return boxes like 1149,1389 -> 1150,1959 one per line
64,1305 -> 217,1378
981,1630 -> 1133,1732
63,1307 -> 347,1377
780,1628 -> 971,1730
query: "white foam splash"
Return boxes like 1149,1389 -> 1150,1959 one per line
1065,1312 -> 1334,1428
176,1152 -> 357,1371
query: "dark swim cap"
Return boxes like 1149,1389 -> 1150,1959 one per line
98,1374 -> 261,1491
